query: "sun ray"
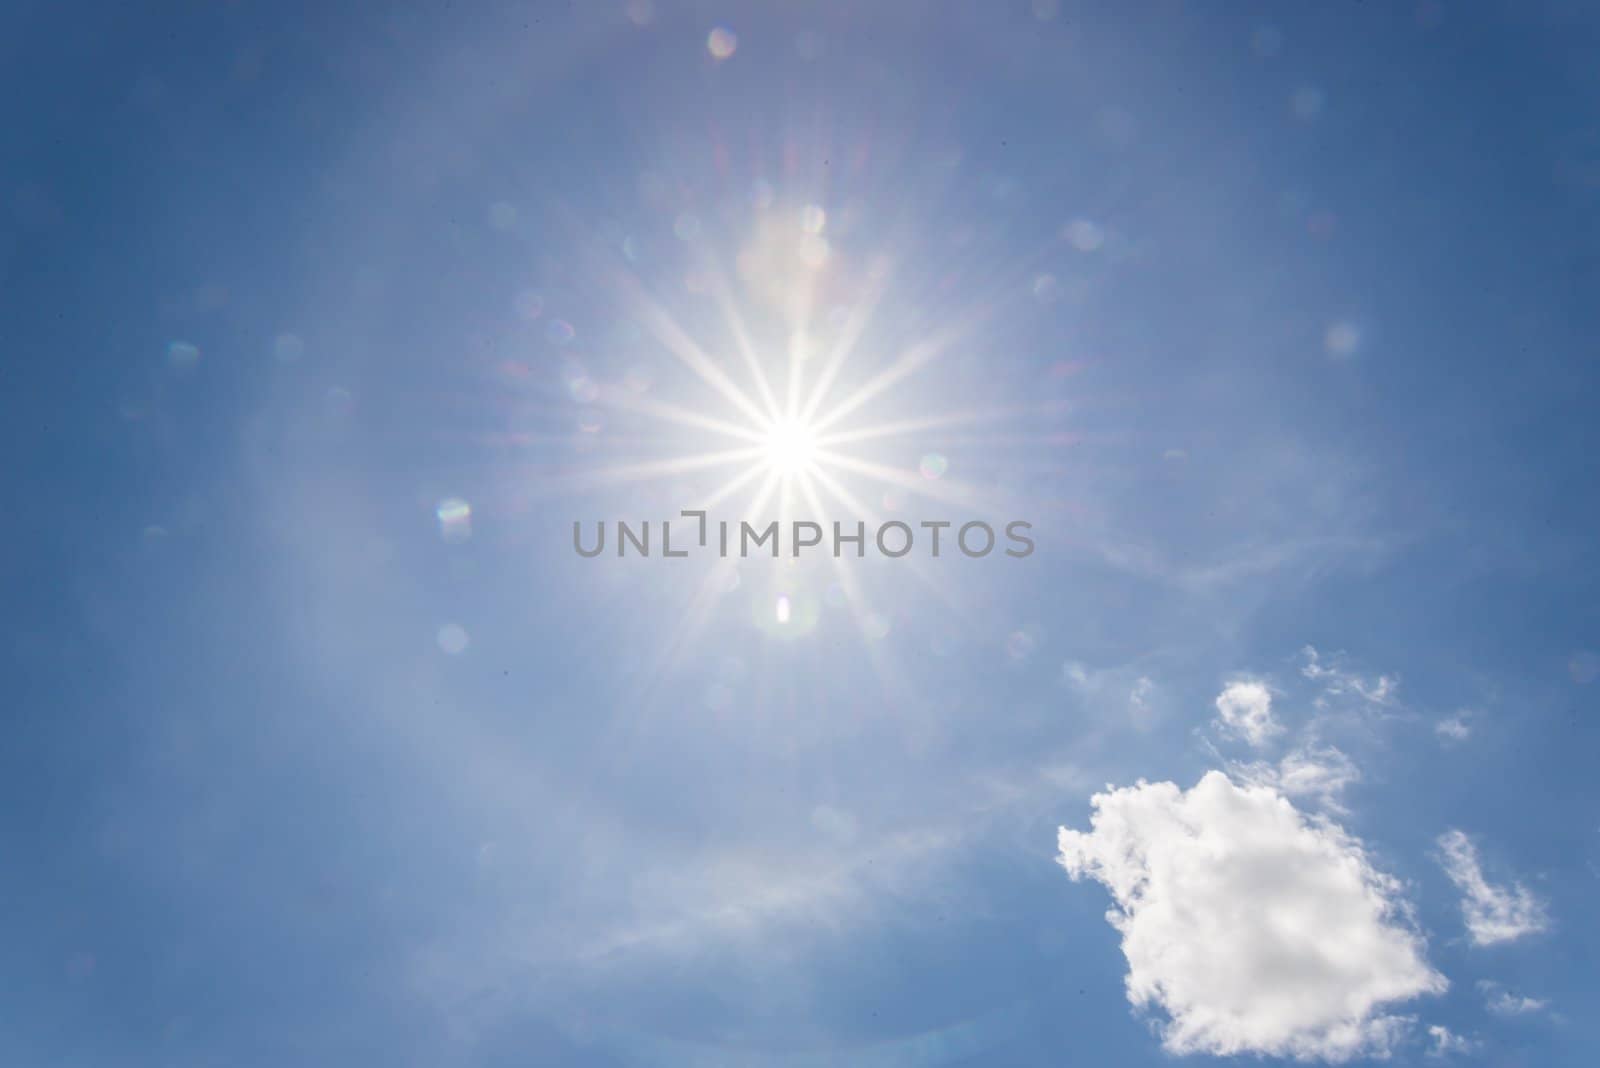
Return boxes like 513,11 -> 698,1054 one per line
785,330 -> 807,424
540,446 -> 766,492
642,470 -> 784,678
810,448 -> 998,512
793,471 -> 913,701
600,468 -> 785,766
696,462 -> 773,513
602,263 -> 773,429
805,465 -> 973,618
796,258 -> 894,425
812,400 -> 1072,449
806,220 -> 1077,435
703,260 -> 784,424
595,384 -> 768,445
808,322 -> 972,435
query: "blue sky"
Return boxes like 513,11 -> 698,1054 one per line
3,1 -> 1598,1064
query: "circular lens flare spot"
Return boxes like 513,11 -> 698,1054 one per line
707,27 -> 737,60
436,497 -> 472,542
436,623 -> 469,655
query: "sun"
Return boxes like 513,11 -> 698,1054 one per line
761,418 -> 819,475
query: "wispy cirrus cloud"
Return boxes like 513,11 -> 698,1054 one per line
1231,744 -> 1361,814
1301,645 -> 1399,710
1436,830 -> 1549,946
1478,979 -> 1549,1016
1425,1024 -> 1480,1058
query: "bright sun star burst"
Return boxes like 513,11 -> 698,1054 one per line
761,418 -> 818,475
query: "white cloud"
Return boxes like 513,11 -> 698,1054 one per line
1275,746 -> 1361,801
1057,772 -> 1445,1061
1301,645 -> 1398,708
1436,830 -> 1549,946
1130,675 -> 1156,721
1434,716 -> 1472,744
1214,678 -> 1282,747
1062,661 -> 1166,731
1478,980 -> 1548,1016
1234,745 -> 1361,813
1425,1024 -> 1479,1058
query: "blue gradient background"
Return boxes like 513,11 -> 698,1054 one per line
3,2 -> 1597,1065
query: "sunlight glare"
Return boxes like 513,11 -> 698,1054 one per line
762,418 -> 818,475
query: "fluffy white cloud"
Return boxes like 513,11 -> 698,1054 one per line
1435,830 -> 1548,946
1057,772 -> 1445,1061
1434,716 -> 1472,744
1214,678 -> 1282,747
1478,980 -> 1548,1016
